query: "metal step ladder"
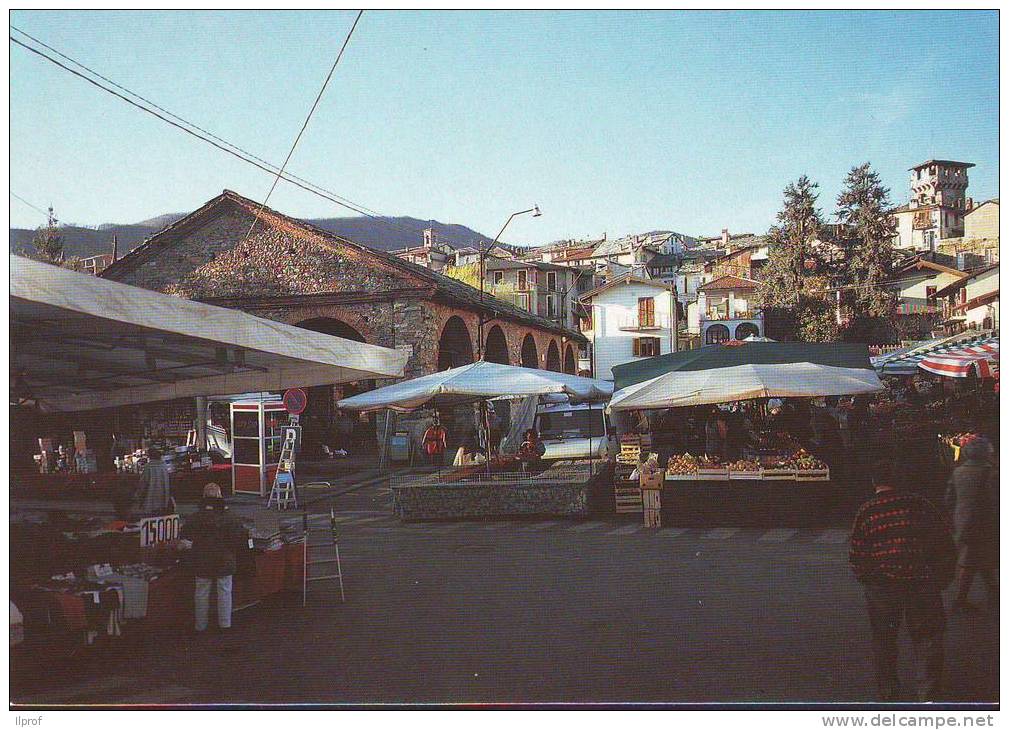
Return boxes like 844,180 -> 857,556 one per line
301,509 -> 346,606
267,428 -> 298,510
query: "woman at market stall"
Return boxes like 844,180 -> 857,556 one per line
180,483 -> 248,635
516,428 -> 547,472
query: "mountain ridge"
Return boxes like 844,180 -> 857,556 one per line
10,214 -> 499,259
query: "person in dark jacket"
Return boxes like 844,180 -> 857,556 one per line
849,458 -> 955,702
180,483 -> 248,633
946,436 -> 998,612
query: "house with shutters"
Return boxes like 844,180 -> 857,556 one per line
577,274 -> 679,380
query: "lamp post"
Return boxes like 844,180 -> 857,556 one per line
477,206 -> 541,359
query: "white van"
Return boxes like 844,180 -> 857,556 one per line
533,401 -> 617,461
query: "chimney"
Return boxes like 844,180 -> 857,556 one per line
423,228 -> 436,249
111,234 -> 118,262
721,229 -> 730,246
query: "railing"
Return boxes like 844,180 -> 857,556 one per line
617,313 -> 671,331
700,310 -> 761,322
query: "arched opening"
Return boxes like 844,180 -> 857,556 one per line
484,325 -> 510,365
705,324 -> 731,345
563,345 -> 576,375
734,322 -> 760,340
295,316 -> 367,342
294,317 -> 372,455
546,340 -> 561,372
520,334 -> 538,369
438,316 -> 475,371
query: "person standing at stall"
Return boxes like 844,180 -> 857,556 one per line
705,408 -> 727,461
946,436 -> 999,613
849,458 -> 955,702
180,483 -> 248,635
134,448 -> 173,517
422,416 -> 449,467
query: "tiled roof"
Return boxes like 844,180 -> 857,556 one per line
102,190 -> 582,341
698,275 -> 760,292
909,160 -> 975,171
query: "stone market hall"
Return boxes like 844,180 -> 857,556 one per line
98,190 -> 584,453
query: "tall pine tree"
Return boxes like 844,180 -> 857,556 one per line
758,176 -> 838,341
835,163 -> 897,322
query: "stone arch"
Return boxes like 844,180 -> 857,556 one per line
546,340 -> 561,372
438,315 -> 475,371
734,322 -> 760,340
294,316 -> 372,452
295,316 -> 367,343
520,333 -> 539,369
563,345 -> 577,375
705,323 -> 731,345
484,325 -> 510,365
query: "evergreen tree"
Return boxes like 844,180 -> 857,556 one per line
31,206 -> 64,264
835,163 -> 897,320
758,176 -> 837,341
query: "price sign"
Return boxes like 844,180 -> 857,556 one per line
139,514 -> 181,547
283,388 -> 308,415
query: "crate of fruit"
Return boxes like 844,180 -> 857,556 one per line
695,457 -> 727,480
664,454 -> 699,481
726,460 -> 762,480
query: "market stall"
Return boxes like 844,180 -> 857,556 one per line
10,509 -> 305,651
338,361 -> 614,520
11,254 -> 408,502
608,342 -> 884,526
10,256 -> 409,657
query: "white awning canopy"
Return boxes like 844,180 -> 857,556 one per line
337,360 -> 614,412
10,255 -> 409,412
609,362 -> 883,411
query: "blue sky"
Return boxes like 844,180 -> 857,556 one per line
9,10 -> 999,246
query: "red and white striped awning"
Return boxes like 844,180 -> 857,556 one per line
918,338 -> 999,378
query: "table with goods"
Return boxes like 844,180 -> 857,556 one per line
9,507 -> 305,663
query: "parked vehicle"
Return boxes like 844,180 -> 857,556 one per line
533,401 -> 616,460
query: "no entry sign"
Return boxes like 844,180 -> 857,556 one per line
282,388 -> 308,415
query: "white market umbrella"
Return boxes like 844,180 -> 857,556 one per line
610,363 -> 883,411
336,360 -> 613,413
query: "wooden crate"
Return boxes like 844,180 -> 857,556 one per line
795,468 -> 830,482
615,484 -> 643,514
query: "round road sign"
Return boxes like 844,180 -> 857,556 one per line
282,388 -> 308,415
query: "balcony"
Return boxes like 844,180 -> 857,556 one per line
700,309 -> 761,322
617,313 -> 671,331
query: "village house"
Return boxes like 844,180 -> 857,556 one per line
100,190 -> 584,445
938,198 -> 1000,266
688,275 -> 763,345
577,274 -> 680,380
934,263 -> 1000,335
883,252 -> 969,339
390,228 -> 457,272
442,255 -> 594,332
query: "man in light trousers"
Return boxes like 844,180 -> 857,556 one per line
181,483 -> 247,633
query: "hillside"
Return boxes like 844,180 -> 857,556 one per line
10,213 -> 497,259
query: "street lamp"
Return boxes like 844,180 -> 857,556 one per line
477,206 -> 542,359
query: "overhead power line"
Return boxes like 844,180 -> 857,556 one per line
9,28 -> 491,253
243,9 -> 364,240
10,191 -> 49,216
